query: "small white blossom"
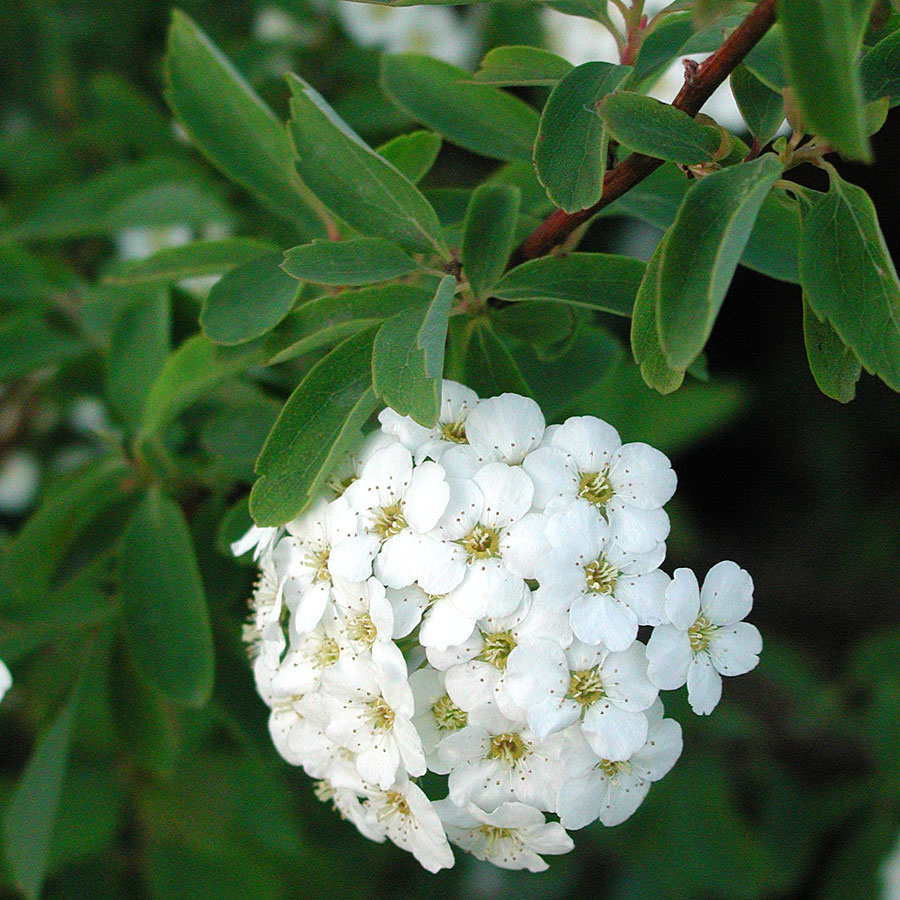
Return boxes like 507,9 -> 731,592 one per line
0,659 -> 11,703
362,777 -> 455,873
436,800 -> 574,872
464,393 -> 546,465
409,666 -> 468,774
882,833 -> 900,900
646,562 -> 762,715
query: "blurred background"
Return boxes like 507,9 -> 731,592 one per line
1,1 -> 899,898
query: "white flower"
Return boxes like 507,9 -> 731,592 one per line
881,832 -> 900,900
409,666 -> 468,774
362,776 -> 455,873
646,562 -> 762,715
337,443 -> 452,593
435,800 -> 574,871
427,587 -> 571,719
419,463 -> 549,649
556,701 -> 683,829
0,451 -> 40,515
324,430 -> 395,501
539,501 -> 668,651
0,659 -> 11,702
464,393 -> 546,465
323,655 -> 425,788
271,606 -> 347,698
281,496 -> 358,633
524,416 -> 676,553
314,777 -> 387,844
441,705 -> 568,812
520,640 -> 659,762
231,523 -> 279,561
378,380 -> 479,463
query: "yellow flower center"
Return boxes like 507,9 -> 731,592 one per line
306,547 -> 331,583
314,637 -> 340,669
478,825 -> 519,854
347,612 -> 378,647
568,668 -> 607,707
598,758 -> 632,783
578,470 -> 614,508
440,419 -> 468,444
584,556 -> 619,595
460,523 -> 501,560
689,614 -> 717,653
432,694 -> 468,731
368,697 -> 395,731
479,630 -> 517,670
373,504 -> 407,539
488,732 -> 529,765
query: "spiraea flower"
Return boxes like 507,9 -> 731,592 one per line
236,380 -> 761,872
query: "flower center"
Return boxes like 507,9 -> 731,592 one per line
371,789 -> 411,823
347,612 -> 378,647
432,694 -> 468,731
373,503 -> 407,539
584,556 -> 619,595
689,614 -> 717,653
598,758 -> 632,783
460,523 -> 501,560
327,473 -> 357,498
568,668 -> 607,707
488,732 -> 529,766
479,630 -> 517,669
478,825 -> 519,854
440,419 -> 468,444
367,697 -> 395,731
313,780 -> 334,804
306,547 -> 331,583
578,469 -> 614,508
314,636 -> 340,669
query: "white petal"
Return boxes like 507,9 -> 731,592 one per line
709,622 -> 762,676
571,593 -> 638,651
328,534 -> 379,581
615,570 -> 669,626
473,462 -> 534,527
503,639 -> 569,710
448,561 -> 522,619
646,624 -> 693,690
377,406 -> 432,451
603,643 -> 658,710
599,774 -> 651,827
419,597 -> 477,651
522,447 -> 577,509
550,415 -> 621,472
664,567 -> 701,629
607,502 -> 670,554
415,537 -> 467,595
403,460 -> 450,533
527,696 -> 581,740
583,703 -> 649,761
374,530 -> 423,589
700,560 -> 754,625
434,477 -> 482,541
465,394 -> 545,464
387,584 -> 430,639
632,717 -> 683,781
686,653 -> 723,715
290,581 -> 330,634
556,773 -> 604,830
501,513 -> 549,579
607,442 -> 677,509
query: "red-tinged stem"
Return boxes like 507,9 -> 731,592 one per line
513,0 -> 779,263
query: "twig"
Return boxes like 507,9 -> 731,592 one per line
513,0 -> 778,263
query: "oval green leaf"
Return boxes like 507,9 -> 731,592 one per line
461,184 -> 521,299
282,238 -> 418,286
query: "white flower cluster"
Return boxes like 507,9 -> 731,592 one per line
234,381 -> 762,873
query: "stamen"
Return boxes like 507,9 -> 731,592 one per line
372,504 -> 407,539
432,694 -> 468,731
460,523 -> 501,560
488,732 -> 529,765
440,419 -> 468,444
568,668 -> 607,707
584,556 -> 619,595
578,470 -> 614,508
688,614 -> 717,653
479,631 -> 517,670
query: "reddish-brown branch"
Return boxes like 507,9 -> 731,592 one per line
514,0 -> 778,263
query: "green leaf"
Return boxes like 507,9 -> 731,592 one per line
265,284 -> 430,364
0,314 -> 85,380
372,275 -> 454,426
120,489 -> 214,707
800,171 -> 900,391
202,403 -> 279,482
631,232 -> 686,394
535,62 -> 632,213
6,157 -> 234,242
743,25 -> 789,90
375,130 -> 443,183
802,297 -> 861,402
282,238 -> 418,286
106,290 -> 170,427
631,12 -> 696,83
657,155 -> 784,370
379,53 -> 540,162
599,92 -> 719,165
729,65 -> 785,144
250,327 -> 379,526
200,253 -> 301,345
779,0 -> 871,160
140,335 -> 265,437
463,319 -> 532,398
4,671 -> 86,900
101,239 -> 275,286
493,253 -> 646,315
491,301 -> 581,349
860,30 -> 900,106
0,457 -> 129,604
461,184 -> 521,299
473,45 -> 574,86
164,11 -> 327,237
286,74 -> 447,257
